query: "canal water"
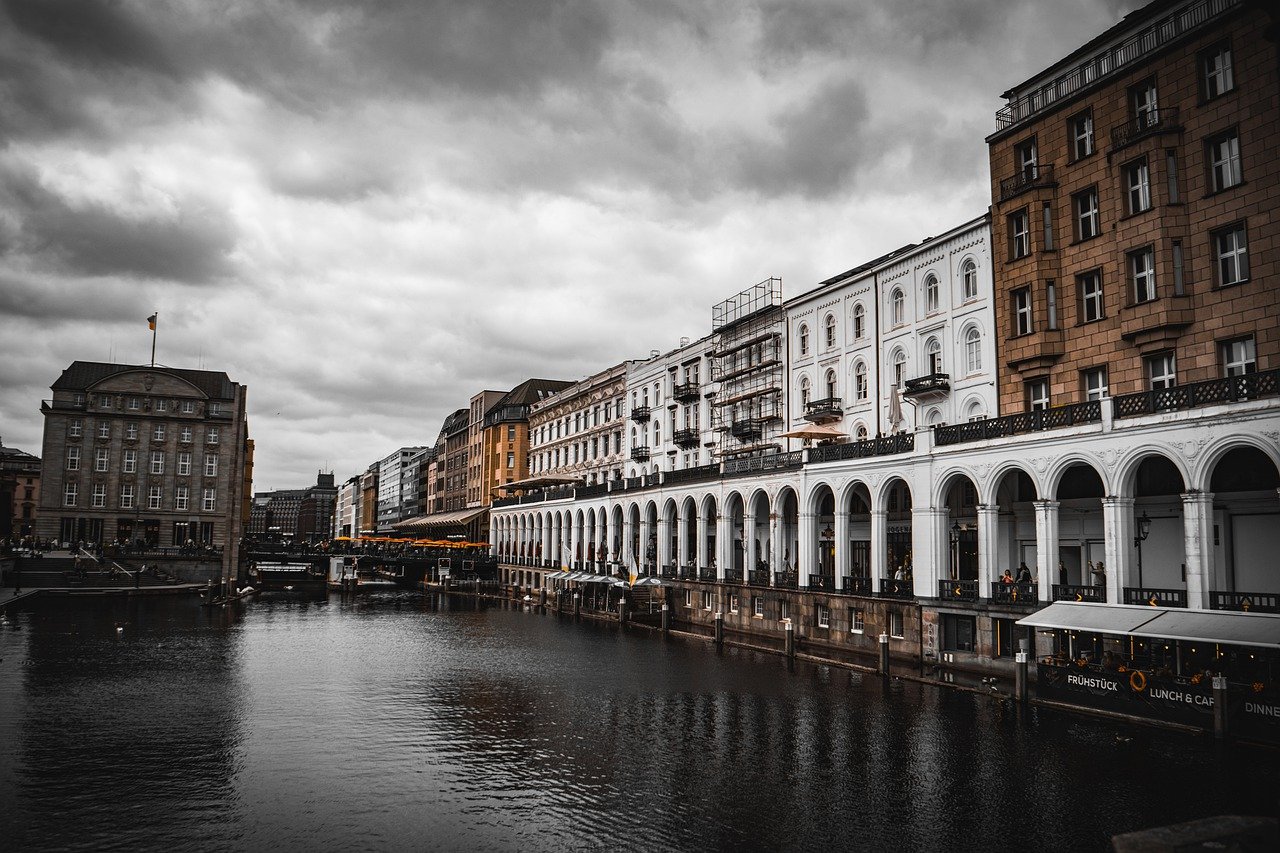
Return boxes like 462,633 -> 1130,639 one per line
1,594 -> 1276,852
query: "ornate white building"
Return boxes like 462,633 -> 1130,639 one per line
624,336 -> 717,479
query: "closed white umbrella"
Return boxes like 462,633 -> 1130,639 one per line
888,383 -> 904,433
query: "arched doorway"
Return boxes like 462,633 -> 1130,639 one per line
940,473 -> 980,600
748,490 -> 771,586
1206,445 -> 1280,609
1052,462 -> 1105,599
844,482 -> 872,595
809,484 -> 835,590
726,492 -> 746,582
1127,454 -> 1187,604
776,487 -> 799,587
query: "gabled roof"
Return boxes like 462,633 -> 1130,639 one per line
51,361 -> 237,400
490,377 -> 574,412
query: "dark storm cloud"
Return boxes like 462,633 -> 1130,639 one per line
0,162 -> 235,283
0,276 -> 149,322
3,0 -> 177,75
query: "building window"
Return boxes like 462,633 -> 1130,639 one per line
506,452 -> 515,469
925,338 -> 943,375
1129,247 -> 1156,303
852,303 -> 865,338
156,399 -> 168,412
961,260 -> 978,301
91,483 -> 106,508
798,324 -> 809,356
889,610 -> 904,638
856,423 -> 869,439
98,422 -> 110,439
120,484 -> 134,509
68,419 -> 82,438
1131,79 -> 1158,129
993,618 -> 1015,658
181,400 -> 195,414
177,452 -> 191,476
1207,129 -> 1242,192
64,483 -> 77,507
66,446 -> 80,471
799,377 -> 811,409
890,288 -> 905,326
1069,110 -> 1094,160
1026,378 -> 1049,412
1221,337 -> 1256,377
1124,159 -> 1151,214
207,427 -> 220,444
153,424 -> 165,441
1013,288 -> 1033,336
701,590 -> 712,610
123,450 -> 137,473
150,451 -> 164,475
180,426 -> 191,443
204,454 -> 218,477
1202,42 -> 1234,100
1015,137 -> 1037,180
1078,270 -> 1104,323
752,596 -> 763,618
855,362 -> 868,400
850,608 -> 865,633
779,599 -> 789,622
148,486 -> 162,510
1008,209 -> 1030,259
94,447 -> 109,472
824,313 -> 836,348
175,486 -> 189,511
817,605 -> 830,629
924,275 -> 939,314
1213,222 -> 1249,287
891,350 -> 907,385
824,369 -> 837,400
125,422 -> 137,440
1083,367 -> 1109,401
202,488 -> 216,512
1146,351 -> 1177,390
1073,187 -> 1099,240
965,327 -> 982,375
127,397 -> 140,410
941,614 -> 977,652
1166,150 -> 1180,204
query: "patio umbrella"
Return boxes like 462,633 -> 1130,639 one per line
780,423 -> 848,441
888,383 -> 904,433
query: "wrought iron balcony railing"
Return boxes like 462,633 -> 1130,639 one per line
672,382 -> 700,402
903,373 -> 950,399
1124,587 -> 1188,608
935,400 -> 1101,447
673,428 -> 700,448
630,446 -> 651,462
1209,591 -> 1279,614
629,406 -> 651,423
803,397 -> 843,422
990,582 -> 1039,605
1114,369 -> 1279,419
1110,106 -> 1181,151
842,576 -> 873,596
998,164 -> 1056,202
938,579 -> 978,602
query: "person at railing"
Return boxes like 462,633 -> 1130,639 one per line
1089,560 -> 1106,587
1058,561 -> 1068,588
1001,569 -> 1014,585
1016,562 -> 1032,585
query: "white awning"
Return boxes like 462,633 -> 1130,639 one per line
1018,602 -> 1280,649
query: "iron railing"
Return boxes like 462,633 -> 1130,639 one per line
808,433 -> 913,463
629,406 -> 651,422
1124,587 -> 1188,608
1052,584 -> 1106,602
660,565 -> 677,580
698,567 -> 717,582
842,576 -> 873,596
723,568 -> 743,584
1114,369 -> 1280,419
806,574 -> 833,591
723,451 -> 802,476
1110,106 -> 1181,151
630,446 -> 651,462
803,397 -> 843,421
935,400 -> 1101,446
999,164 -> 1056,202
673,382 -> 700,402
673,428 -> 700,448
938,579 -> 979,601
879,578 -> 914,600
991,582 -> 1039,605
774,572 -> 799,589
903,373 -> 951,397
730,419 -> 764,440
1209,591 -> 1279,614
662,464 -> 720,486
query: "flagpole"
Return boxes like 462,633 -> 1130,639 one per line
150,313 -> 157,367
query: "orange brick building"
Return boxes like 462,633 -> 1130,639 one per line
987,0 -> 1277,413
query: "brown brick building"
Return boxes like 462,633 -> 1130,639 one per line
988,0 -> 1277,413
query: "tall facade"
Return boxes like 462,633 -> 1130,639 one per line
988,0 -> 1276,413
624,337 -> 717,478
35,361 -> 251,585
439,409 -> 470,512
376,447 -> 425,532
528,363 -> 632,485
711,278 -> 787,460
481,378 -> 572,503
1,440 -> 41,539
466,390 -> 505,508
334,475 -> 358,538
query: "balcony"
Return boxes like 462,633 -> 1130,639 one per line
673,382 -> 700,402
803,397 -> 843,423
1209,591 -> 1280,614
774,571 -> 798,589
879,578 -> 914,600
696,567 -> 715,582
1110,106 -> 1182,152
991,582 -> 1039,605
938,579 -> 979,602
673,428 -> 700,449
723,567 -> 743,584
678,566 -> 696,581
1114,369 -> 1280,420
842,576 -> 873,596
747,569 -> 770,587
934,400 -> 1101,447
903,373 -> 950,403
806,574 -> 833,592
1123,587 -> 1188,608
808,432 -> 913,463
630,446 -> 651,462
630,406 -> 651,423
729,419 -> 764,440
998,164 -> 1056,203
660,565 -> 677,580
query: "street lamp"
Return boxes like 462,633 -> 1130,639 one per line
1134,511 -> 1152,590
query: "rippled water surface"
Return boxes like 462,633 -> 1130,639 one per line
1,593 -> 1276,852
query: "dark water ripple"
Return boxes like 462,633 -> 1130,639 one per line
1,594 -> 1277,853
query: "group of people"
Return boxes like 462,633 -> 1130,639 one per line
999,563 -> 1036,585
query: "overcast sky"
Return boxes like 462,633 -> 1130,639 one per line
0,0 -> 1139,490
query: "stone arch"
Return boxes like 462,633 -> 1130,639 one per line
984,461 -> 1042,505
1195,434 -> 1280,492
1044,454 -> 1107,499
1115,446 -> 1190,499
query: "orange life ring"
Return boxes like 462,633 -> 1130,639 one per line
1129,670 -> 1147,692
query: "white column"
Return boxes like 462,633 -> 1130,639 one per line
1102,496 -> 1134,605
716,512 -> 731,581
770,512 -> 783,585
657,517 -> 671,571
914,507 -> 946,597
870,509 -> 888,588
1182,490 -> 1214,610
744,509 -> 758,583
798,511 -> 816,587
639,514 -> 651,574
621,516 -> 634,570
677,507 -> 690,568
1033,500 -> 1059,601
541,515 -> 552,568
696,508 -> 709,569
976,504 -> 1000,599
833,505 -> 850,592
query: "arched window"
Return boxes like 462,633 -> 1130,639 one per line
799,376 -> 811,408
855,423 -> 869,440
824,369 -> 837,400
962,259 -> 978,301
891,349 -> 907,385
926,408 -> 943,426
852,303 -> 865,339
924,274 -> 939,314
799,324 -> 809,356
965,400 -> 986,422
965,326 -> 982,375
855,361 -> 868,400
925,337 -> 943,375
824,313 -> 837,348
890,289 -> 904,326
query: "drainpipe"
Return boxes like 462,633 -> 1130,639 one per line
873,269 -> 883,437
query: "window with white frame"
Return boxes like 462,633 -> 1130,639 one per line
1124,159 -> 1151,214
180,426 -> 192,443
824,314 -> 836,349
155,398 -> 167,412
799,377 -> 811,408
798,324 -> 809,356
965,401 -> 986,422
68,419 -> 82,438
924,275 -> 939,314
1013,288 -> 1033,336
850,608 -> 865,633
1015,137 -> 1037,179
1202,42 -> 1234,100
1009,209 -> 1030,259
965,327 -> 982,375
177,452 -> 191,476
1084,367 -> 1109,401
962,260 -> 978,301
66,446 -> 80,470
1213,223 -> 1249,286
779,600 -> 789,622
202,488 -> 216,512
125,422 -> 137,440
127,397 -> 140,410
1026,378 -> 1050,412
925,338 -> 943,375
175,486 -> 189,511
752,596 -> 763,617
123,449 -> 136,473
891,350 -> 907,385
853,303 -> 865,339
181,400 -> 195,414
1132,80 -> 1158,128
1129,247 -> 1156,303
150,451 -> 164,475
148,486 -> 162,510
92,483 -> 106,508
97,422 -> 110,439
120,484 -> 135,509
207,427 -> 220,444
824,369 -> 837,400
855,362 -> 868,400
1221,337 -> 1256,377
1074,187 -> 1100,239
94,447 -> 108,472
856,423 -> 868,439
890,289 -> 904,326
702,590 -> 713,610
1078,270 -> 1104,322
153,424 -> 165,441
817,605 -> 830,628
889,610 -> 904,638
1070,109 -> 1094,160
683,589 -> 692,608
1207,129 -> 1242,192
64,482 -> 77,507
1145,351 -> 1177,390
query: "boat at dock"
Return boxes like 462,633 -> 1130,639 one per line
251,561 -> 327,592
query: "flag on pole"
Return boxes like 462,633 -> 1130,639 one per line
147,313 -> 157,331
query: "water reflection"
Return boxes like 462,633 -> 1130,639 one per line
1,594 -> 1276,853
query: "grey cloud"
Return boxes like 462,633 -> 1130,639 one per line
2,0 -> 177,76
0,277 -> 150,322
